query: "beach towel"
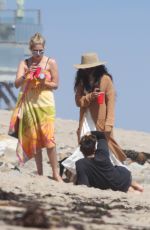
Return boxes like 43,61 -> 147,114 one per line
9,70 -> 56,164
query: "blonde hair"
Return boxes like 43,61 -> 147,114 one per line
29,32 -> 45,50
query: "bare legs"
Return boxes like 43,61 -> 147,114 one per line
34,149 -> 43,175
34,147 -> 62,182
47,147 -> 63,182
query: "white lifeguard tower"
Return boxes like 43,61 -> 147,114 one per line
0,0 -> 42,108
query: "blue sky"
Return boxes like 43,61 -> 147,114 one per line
6,0 -> 150,132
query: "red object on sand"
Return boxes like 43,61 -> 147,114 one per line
97,92 -> 105,104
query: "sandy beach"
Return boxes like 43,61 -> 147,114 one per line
0,109 -> 150,230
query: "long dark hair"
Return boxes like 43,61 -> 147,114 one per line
74,65 -> 113,93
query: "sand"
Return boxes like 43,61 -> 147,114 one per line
0,109 -> 150,230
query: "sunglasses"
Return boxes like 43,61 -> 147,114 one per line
32,50 -> 44,56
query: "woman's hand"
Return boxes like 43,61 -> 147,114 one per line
40,78 -> 48,86
104,125 -> 112,133
40,78 -> 58,90
29,63 -> 39,72
91,88 -> 100,100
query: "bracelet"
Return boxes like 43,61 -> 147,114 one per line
22,76 -> 26,80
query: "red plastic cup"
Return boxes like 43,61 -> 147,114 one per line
97,92 -> 105,104
34,67 -> 41,78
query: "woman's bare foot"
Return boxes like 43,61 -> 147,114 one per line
53,174 -> 64,182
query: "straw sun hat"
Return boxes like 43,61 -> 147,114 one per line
74,52 -> 106,69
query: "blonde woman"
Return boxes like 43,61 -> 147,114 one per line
9,33 -> 62,181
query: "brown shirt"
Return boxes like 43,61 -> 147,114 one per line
75,74 -> 126,162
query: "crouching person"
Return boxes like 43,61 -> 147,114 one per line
76,131 -> 143,193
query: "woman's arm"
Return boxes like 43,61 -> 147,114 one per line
104,76 -> 115,131
42,59 -> 59,90
15,61 -> 28,88
75,84 -> 99,108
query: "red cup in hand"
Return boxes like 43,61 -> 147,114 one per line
34,67 -> 41,78
97,92 -> 105,104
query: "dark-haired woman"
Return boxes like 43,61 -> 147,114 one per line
62,53 -> 126,174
